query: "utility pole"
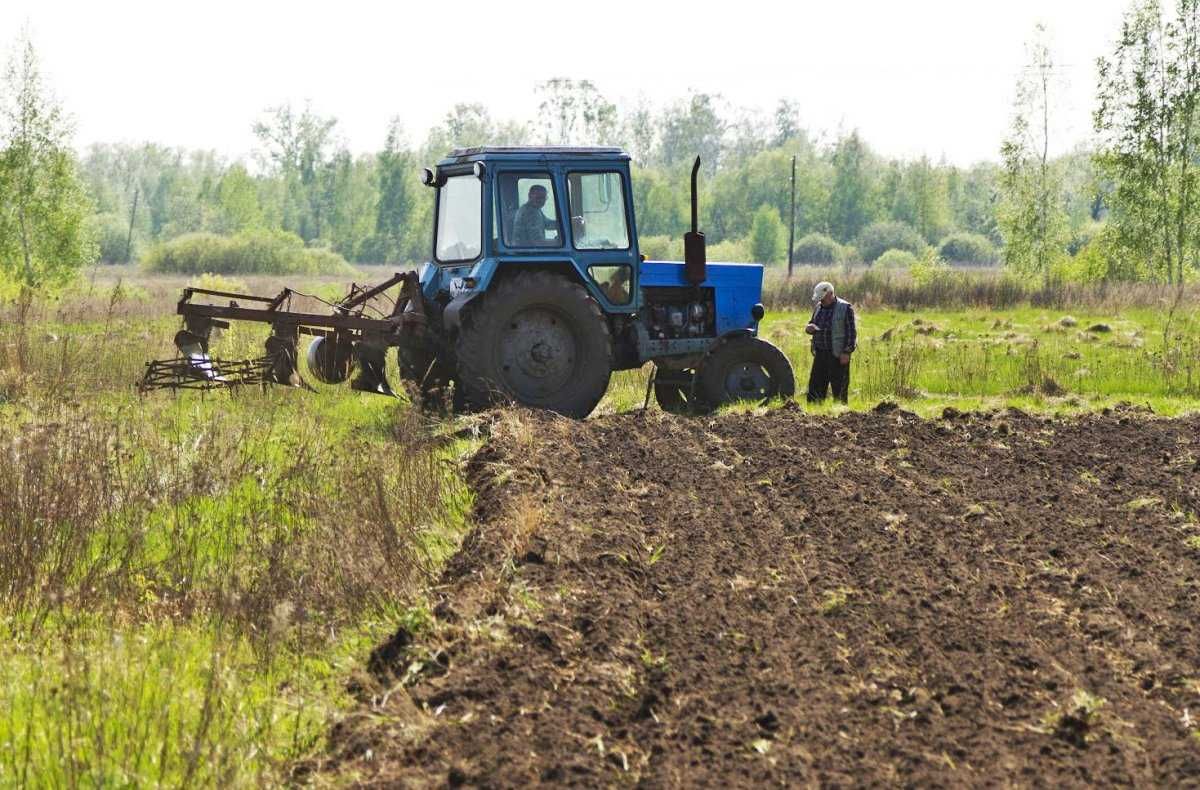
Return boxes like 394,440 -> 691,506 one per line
124,187 -> 140,264
786,155 -> 797,279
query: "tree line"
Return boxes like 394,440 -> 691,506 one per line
78,94 -> 1100,271
2,0 -> 1198,292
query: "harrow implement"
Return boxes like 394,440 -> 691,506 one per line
140,271 -> 429,396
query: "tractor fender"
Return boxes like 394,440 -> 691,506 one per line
711,328 -> 755,348
442,290 -> 484,333
697,328 -> 756,364
445,261 -> 596,333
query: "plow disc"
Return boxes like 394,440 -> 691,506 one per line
140,271 -> 432,397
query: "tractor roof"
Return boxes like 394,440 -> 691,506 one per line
440,146 -> 630,165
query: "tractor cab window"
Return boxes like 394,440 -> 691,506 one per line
435,174 -> 482,262
568,172 -> 630,250
590,264 -> 632,305
495,173 -> 562,248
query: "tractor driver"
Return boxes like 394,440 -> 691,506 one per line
600,266 -> 631,304
513,184 -> 557,246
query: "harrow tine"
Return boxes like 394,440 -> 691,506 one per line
138,356 -> 273,392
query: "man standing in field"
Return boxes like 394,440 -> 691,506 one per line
805,281 -> 856,404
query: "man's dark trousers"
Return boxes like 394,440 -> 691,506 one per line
807,351 -> 850,403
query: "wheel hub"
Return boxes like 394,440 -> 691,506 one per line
500,307 -> 577,397
725,362 -> 771,400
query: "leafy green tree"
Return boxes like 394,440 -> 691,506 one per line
946,162 -> 1001,242
659,92 -> 726,176
827,131 -> 875,243
749,203 -> 785,265
1095,0 -> 1200,284
322,150 -> 377,260
773,99 -> 804,147
422,103 -> 528,160
253,103 -> 340,242
998,25 -> 1070,279
634,167 -> 687,237
217,164 -> 263,233
0,34 -> 95,291
620,99 -> 658,166
724,109 -> 772,167
369,118 -> 415,263
708,147 -> 797,242
536,79 -> 617,145
890,156 -> 952,243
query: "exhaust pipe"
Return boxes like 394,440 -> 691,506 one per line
684,156 -> 706,285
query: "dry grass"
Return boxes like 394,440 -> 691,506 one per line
765,266 -> 1200,311
0,271 -> 474,784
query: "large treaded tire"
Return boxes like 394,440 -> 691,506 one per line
698,337 -> 795,407
456,271 -> 612,418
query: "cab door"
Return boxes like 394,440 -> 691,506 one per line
565,168 -> 639,312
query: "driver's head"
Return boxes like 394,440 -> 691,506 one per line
527,184 -> 548,208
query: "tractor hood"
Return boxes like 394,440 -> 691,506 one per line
640,260 -> 764,335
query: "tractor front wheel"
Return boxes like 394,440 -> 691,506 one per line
456,271 -> 612,418
697,337 -> 795,407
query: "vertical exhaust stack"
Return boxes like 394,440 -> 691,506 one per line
684,156 -> 707,285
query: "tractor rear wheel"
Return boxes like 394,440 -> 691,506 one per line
698,337 -> 795,407
456,271 -> 612,418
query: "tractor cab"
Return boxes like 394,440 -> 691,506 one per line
419,147 -> 641,315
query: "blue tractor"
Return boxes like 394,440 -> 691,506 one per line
144,147 -> 794,418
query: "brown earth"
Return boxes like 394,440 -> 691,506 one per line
320,405 -> 1200,787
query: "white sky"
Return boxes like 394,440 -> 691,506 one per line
1,0 -> 1130,166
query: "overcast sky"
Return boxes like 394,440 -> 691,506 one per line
1,0 -> 1130,166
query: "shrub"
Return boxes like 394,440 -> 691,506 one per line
143,230 -> 355,276
639,235 -> 683,261
874,249 -> 919,270
909,249 -> 953,288
94,213 -> 137,264
707,237 -> 751,263
857,221 -> 926,263
792,232 -> 843,265
937,232 -> 999,265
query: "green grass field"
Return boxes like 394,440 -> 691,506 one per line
1,270 -> 1197,785
606,305 -> 1200,416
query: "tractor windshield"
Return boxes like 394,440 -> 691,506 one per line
435,174 -> 482,263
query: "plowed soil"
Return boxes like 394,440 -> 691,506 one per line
323,405 -> 1200,787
